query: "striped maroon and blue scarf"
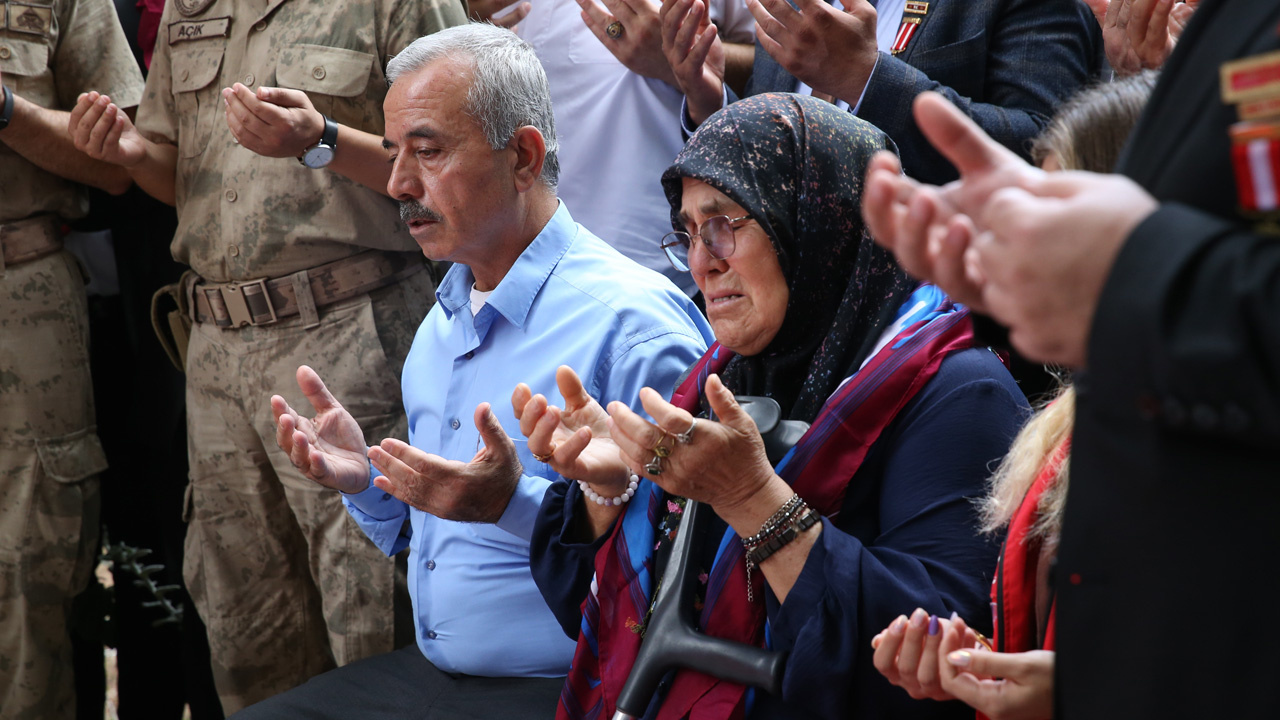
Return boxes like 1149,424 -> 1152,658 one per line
559,289 -> 976,720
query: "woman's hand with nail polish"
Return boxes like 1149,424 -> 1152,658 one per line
870,608 -> 956,701
936,616 -> 1055,720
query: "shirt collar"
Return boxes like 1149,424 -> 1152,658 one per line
436,201 -> 577,330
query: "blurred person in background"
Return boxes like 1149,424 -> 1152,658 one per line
511,0 -> 755,298
0,0 -> 142,717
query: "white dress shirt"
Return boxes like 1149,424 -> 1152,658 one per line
518,0 -> 755,295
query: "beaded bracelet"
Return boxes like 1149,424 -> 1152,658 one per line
745,509 -> 819,567
742,503 -> 819,602
578,475 -> 639,506
741,493 -> 804,547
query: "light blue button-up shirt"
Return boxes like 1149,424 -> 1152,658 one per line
344,203 -> 713,677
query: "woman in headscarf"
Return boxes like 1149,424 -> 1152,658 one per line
518,93 -> 1027,719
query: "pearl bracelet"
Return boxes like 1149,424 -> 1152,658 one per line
578,475 -> 639,506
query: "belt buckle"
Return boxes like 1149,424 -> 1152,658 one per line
220,278 -> 277,327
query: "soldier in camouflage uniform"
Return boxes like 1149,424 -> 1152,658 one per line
0,0 -> 143,717
68,0 -> 467,712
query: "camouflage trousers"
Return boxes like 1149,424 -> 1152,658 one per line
183,268 -> 432,713
0,252 -> 107,720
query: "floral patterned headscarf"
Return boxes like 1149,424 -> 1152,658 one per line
662,93 -> 915,423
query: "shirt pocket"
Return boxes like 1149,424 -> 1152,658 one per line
28,429 -> 107,597
0,35 -> 52,104
910,30 -> 987,102
276,44 -> 376,130
170,41 -> 226,159
510,437 -> 554,480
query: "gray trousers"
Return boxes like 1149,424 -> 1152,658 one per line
231,645 -> 564,719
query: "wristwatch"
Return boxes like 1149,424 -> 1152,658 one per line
298,115 -> 338,169
0,86 -> 14,132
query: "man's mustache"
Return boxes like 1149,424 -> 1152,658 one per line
399,200 -> 444,225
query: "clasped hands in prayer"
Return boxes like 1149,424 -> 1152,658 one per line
272,363 -> 789,540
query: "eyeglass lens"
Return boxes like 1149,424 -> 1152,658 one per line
661,215 -> 735,272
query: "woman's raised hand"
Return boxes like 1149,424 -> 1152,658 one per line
512,365 -> 632,495
606,373 -> 777,513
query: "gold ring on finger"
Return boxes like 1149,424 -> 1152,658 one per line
531,443 -> 557,463
651,434 -> 672,458
606,21 -> 624,38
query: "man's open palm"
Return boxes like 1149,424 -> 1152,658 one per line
272,365 -> 370,494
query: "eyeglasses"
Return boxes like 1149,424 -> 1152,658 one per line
660,214 -> 753,272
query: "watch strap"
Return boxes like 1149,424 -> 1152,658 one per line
0,86 -> 14,132
298,114 -> 338,166
319,114 -> 338,147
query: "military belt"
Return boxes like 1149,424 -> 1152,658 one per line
0,215 -> 63,272
191,250 -> 426,329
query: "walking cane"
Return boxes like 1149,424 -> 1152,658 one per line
611,397 -> 808,720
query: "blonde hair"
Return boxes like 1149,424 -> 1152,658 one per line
982,72 -> 1157,540
1029,71 -> 1158,173
980,386 -> 1073,540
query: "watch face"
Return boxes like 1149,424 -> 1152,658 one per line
304,145 -> 335,169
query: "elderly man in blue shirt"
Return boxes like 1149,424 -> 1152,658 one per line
237,23 -> 712,719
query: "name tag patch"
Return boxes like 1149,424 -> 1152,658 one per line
6,4 -> 53,36
168,17 -> 231,44
1223,50 -> 1280,226
1221,50 -> 1280,105
173,0 -> 217,18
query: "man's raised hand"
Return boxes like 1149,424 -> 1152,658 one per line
222,84 -> 325,159
863,92 -> 1045,310
661,0 -> 726,125
271,365 -> 371,495
69,91 -> 148,167
369,402 -> 523,523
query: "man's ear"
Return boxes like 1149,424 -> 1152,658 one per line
510,125 -> 547,193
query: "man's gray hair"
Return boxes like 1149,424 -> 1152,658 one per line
387,24 -> 559,188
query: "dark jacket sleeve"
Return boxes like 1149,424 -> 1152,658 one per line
761,349 -> 1028,719
857,0 -> 1100,184
530,479 -> 613,639
1088,202 -> 1280,446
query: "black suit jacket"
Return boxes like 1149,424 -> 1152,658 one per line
737,0 -> 1100,184
1059,0 -> 1280,716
